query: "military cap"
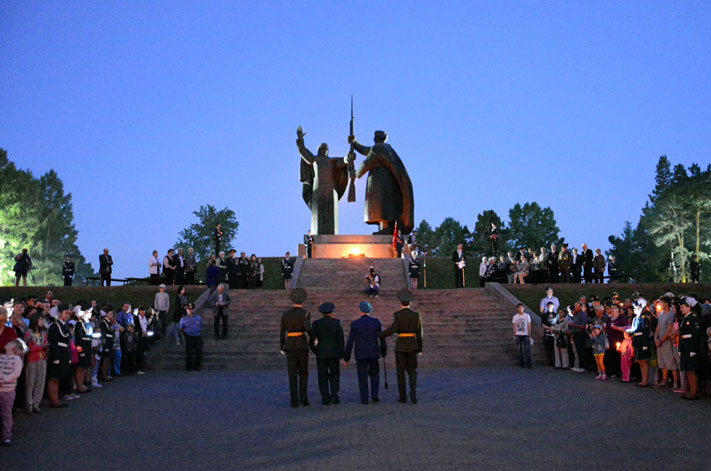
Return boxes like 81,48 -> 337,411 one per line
290,288 -> 308,304
186,302 -> 195,310
397,289 -> 413,304
359,301 -> 373,313
319,302 -> 334,314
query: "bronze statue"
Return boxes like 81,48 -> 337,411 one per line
297,126 -> 354,234
349,130 -> 414,234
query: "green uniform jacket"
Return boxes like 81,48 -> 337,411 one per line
310,316 -> 345,360
380,308 -> 423,353
280,306 -> 312,352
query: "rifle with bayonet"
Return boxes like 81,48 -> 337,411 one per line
347,95 -> 356,202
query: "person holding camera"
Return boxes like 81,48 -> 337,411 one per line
13,249 -> 32,287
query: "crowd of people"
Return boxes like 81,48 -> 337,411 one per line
521,286 -> 711,401
478,243 -> 620,286
0,286 -> 204,446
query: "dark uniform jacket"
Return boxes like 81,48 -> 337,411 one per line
62,261 -> 75,279
48,320 -> 71,364
345,315 -> 387,361
408,257 -> 421,278
310,316 -> 345,360
380,308 -> 423,353
280,307 -> 312,352
74,321 -> 93,367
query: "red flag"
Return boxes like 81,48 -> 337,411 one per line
392,221 -> 398,248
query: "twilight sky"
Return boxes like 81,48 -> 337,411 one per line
1,2 -> 710,278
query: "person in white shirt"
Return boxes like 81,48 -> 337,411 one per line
512,303 -> 532,368
148,250 -> 161,285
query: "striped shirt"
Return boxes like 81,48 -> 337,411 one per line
0,354 -> 23,392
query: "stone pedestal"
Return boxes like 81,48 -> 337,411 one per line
298,234 -> 395,259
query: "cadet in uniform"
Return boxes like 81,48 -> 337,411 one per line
280,288 -> 312,407
345,301 -> 387,404
74,307 -> 93,393
281,252 -> 295,290
62,255 -> 75,287
380,289 -> 423,404
679,296 -> 702,400
310,302 -> 344,405
408,250 -> 421,290
47,306 -> 72,407
304,230 -> 314,258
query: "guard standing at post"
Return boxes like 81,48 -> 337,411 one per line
310,302 -> 344,405
305,230 -> 314,258
62,255 -> 75,287
280,288 -> 312,408
379,289 -> 423,404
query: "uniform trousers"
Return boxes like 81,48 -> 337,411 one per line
395,351 -> 418,399
316,358 -> 340,400
356,358 -> 379,402
64,277 -> 72,287
184,334 -> 203,370
24,360 -> 46,409
286,350 -> 309,405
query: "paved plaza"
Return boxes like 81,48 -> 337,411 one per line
4,367 -> 708,470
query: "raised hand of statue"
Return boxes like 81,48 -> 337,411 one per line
348,134 -> 355,144
297,126 -> 305,140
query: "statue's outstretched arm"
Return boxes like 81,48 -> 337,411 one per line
352,140 -> 371,157
296,126 -> 315,164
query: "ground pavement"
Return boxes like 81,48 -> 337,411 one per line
3,367 -> 708,470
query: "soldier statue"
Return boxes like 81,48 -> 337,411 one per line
349,130 -> 415,235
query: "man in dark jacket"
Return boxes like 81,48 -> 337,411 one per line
310,302 -> 345,405
380,289 -> 423,404
345,301 -> 387,405
451,243 -> 466,288
279,288 -> 312,408
581,243 -> 594,283
99,248 -> 113,286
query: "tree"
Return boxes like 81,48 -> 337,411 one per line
472,209 -> 507,257
506,202 -> 562,251
413,219 -> 435,255
431,217 -> 473,258
0,149 -> 95,285
176,204 -> 239,260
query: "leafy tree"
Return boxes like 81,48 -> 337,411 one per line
506,202 -> 562,252
431,217 -> 473,258
413,219 -> 435,255
0,149 -> 94,285
472,209 -> 507,257
175,204 -> 239,260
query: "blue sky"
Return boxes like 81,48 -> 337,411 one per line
1,2 -> 710,277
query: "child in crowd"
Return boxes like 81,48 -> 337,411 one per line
590,324 -> 607,380
0,339 -> 26,446
620,332 -> 634,383
23,313 -> 48,413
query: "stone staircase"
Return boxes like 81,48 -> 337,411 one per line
149,287 -> 527,370
296,257 -> 408,290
